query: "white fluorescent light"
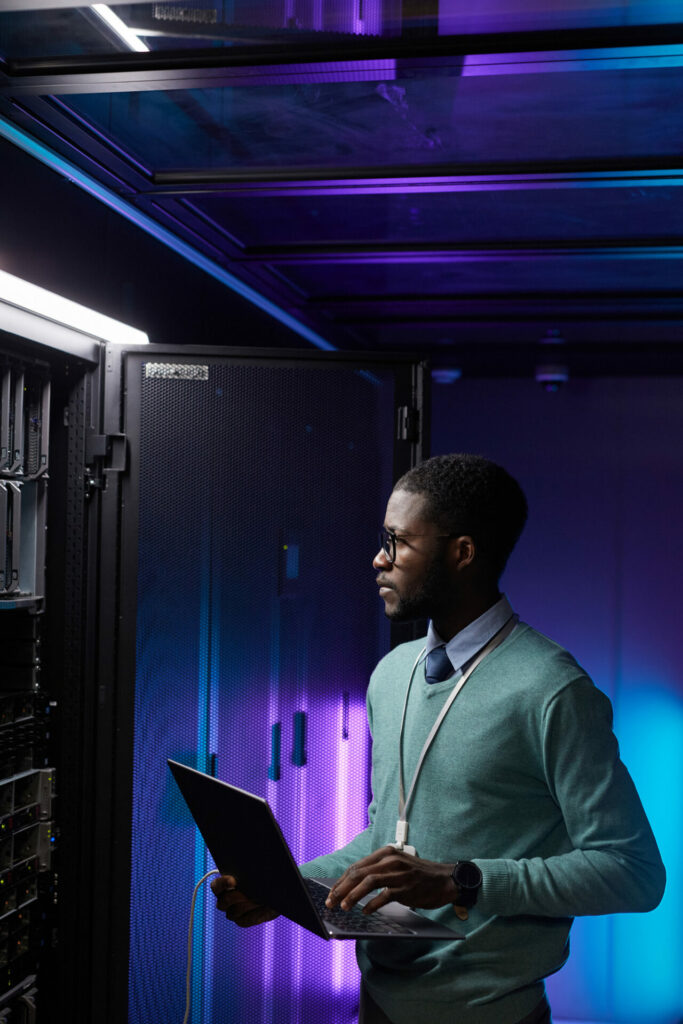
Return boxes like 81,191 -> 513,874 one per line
0,269 -> 149,347
91,4 -> 150,53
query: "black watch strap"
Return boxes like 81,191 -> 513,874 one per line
451,860 -> 482,909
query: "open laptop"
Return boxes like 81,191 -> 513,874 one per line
168,759 -> 464,942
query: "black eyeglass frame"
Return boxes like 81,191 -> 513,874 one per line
378,526 -> 457,564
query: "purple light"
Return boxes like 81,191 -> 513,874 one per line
332,697 -> 367,992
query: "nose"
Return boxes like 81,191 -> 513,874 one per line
373,545 -> 391,570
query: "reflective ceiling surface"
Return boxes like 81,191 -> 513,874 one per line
1,1 -> 683,375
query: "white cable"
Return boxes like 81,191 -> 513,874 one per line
183,868 -> 220,1024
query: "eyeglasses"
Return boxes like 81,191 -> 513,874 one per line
378,526 -> 455,564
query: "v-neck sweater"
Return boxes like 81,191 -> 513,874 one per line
300,623 -> 665,1024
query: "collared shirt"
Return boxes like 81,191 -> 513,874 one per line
425,593 -> 515,679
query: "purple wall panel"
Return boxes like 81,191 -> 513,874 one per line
431,376 -> 683,1024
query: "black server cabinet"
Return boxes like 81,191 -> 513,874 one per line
0,334 -> 102,1024
92,347 -> 428,1024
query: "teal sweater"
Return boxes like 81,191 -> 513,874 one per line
300,624 -> 665,1024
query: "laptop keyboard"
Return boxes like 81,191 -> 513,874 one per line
304,879 -> 418,936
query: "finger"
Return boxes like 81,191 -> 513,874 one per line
453,905 -> 469,921
217,891 -> 256,914
327,850 -> 404,907
329,872 -> 400,910
210,874 -> 237,895
359,887 -> 395,915
337,871 -> 404,911
216,888 -> 250,913
329,846 -> 397,895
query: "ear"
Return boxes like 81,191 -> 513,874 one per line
449,535 -> 476,572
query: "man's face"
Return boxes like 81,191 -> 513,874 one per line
373,488 -> 452,623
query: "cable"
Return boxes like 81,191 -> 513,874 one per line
183,868 -> 219,1024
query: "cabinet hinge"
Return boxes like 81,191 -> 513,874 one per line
396,406 -> 420,443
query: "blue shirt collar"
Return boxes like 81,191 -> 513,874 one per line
426,594 -> 514,676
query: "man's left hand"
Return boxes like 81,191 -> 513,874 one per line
325,846 -> 467,917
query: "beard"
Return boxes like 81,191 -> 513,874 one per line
383,555 -> 452,623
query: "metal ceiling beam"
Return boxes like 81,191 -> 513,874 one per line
4,28 -> 683,95
241,244 -> 683,265
6,21 -> 683,65
315,295 -> 683,319
146,166 -> 683,198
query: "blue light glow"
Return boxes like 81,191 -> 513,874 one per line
612,684 -> 683,1022
461,45 -> 683,77
0,116 -> 336,352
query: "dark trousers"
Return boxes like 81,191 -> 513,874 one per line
358,984 -> 552,1024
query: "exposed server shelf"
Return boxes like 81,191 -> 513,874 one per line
0,697 -> 51,781
0,482 -> 46,610
0,363 -> 49,482
0,767 -> 54,1002
0,358 -> 49,612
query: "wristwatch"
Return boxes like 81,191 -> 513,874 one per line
451,860 -> 482,909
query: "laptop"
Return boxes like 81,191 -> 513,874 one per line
168,759 -> 464,942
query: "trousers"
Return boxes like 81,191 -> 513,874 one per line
358,984 -> 553,1024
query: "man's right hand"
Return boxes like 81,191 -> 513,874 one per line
210,874 -> 280,928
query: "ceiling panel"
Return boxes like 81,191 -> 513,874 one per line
57,65 -> 683,173
270,255 -> 683,298
182,187 -> 683,249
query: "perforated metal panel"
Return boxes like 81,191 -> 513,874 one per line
127,357 -> 402,1024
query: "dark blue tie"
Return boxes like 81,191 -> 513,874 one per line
425,646 -> 454,685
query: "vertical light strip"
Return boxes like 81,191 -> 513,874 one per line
91,4 -> 150,53
293,711 -> 306,1017
0,116 -> 336,352
332,696 -> 350,990
193,525 -> 212,1023
202,559 -> 221,1024
263,595 -> 281,1022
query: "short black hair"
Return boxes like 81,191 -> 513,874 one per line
395,453 -> 528,581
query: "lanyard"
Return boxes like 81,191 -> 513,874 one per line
394,614 -> 519,855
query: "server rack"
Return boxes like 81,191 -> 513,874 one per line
0,333 -> 101,1024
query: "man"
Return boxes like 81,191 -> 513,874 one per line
213,453 -> 665,1024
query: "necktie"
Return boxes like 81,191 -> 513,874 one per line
425,646 -> 454,685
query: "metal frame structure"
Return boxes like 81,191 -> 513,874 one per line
2,21 -> 683,375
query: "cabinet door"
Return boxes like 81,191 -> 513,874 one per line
100,350 -> 426,1024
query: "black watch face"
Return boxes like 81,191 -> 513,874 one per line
455,861 -> 481,889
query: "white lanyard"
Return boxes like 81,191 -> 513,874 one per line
394,614 -> 519,855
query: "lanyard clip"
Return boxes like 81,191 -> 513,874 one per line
392,819 -> 416,855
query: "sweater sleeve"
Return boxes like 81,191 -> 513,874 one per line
475,675 -> 666,918
298,823 -> 375,880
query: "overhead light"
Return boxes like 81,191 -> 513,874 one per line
0,269 -> 149,357
91,4 -> 150,53
431,368 -> 462,384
